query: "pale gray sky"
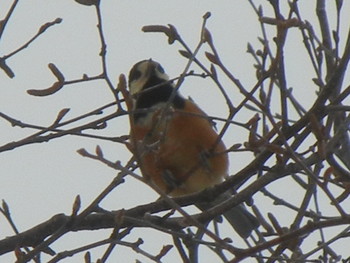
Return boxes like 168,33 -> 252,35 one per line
0,1 -> 350,262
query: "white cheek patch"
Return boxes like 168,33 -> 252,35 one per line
130,77 -> 146,95
129,62 -> 171,95
129,62 -> 150,95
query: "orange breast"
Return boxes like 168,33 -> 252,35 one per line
131,100 -> 229,196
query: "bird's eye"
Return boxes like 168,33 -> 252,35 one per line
156,64 -> 165,74
129,69 -> 141,82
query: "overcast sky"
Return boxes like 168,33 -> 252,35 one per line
0,1 -> 350,262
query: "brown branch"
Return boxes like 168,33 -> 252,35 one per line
0,0 -> 19,39
230,216 -> 350,263
316,0 -> 334,75
2,205 -> 350,261
0,152 -> 320,258
0,109 -> 126,153
1,18 -> 62,78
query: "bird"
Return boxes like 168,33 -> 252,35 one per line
127,59 -> 259,238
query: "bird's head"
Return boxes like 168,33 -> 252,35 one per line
128,59 -> 170,96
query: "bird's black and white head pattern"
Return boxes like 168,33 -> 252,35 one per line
128,59 -> 185,114
128,59 -> 170,96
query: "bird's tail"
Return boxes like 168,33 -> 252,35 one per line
197,192 -> 259,238
222,204 -> 260,238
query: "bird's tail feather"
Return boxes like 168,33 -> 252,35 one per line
197,192 -> 259,238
